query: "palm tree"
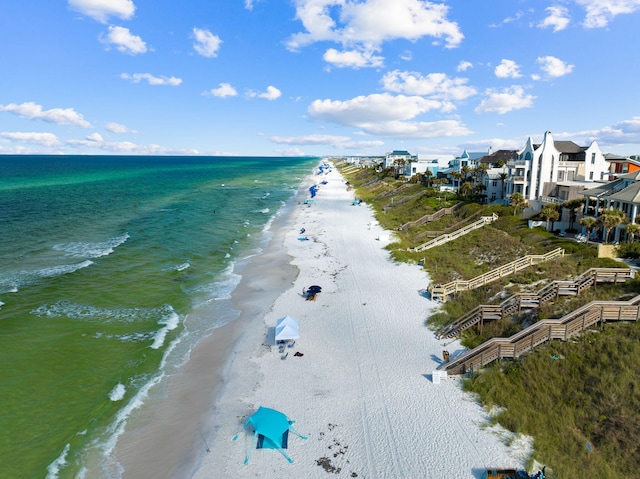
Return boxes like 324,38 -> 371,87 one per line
499,172 -> 508,200
624,223 -> 640,242
562,198 -> 586,231
459,181 -> 473,199
540,206 -> 560,231
509,192 -> 529,216
597,209 -> 626,243
580,216 -> 597,241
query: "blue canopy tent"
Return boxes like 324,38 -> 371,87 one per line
233,406 -> 307,464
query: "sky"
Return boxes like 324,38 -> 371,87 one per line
2,0 -> 640,158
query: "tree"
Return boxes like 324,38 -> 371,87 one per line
459,181 -> 473,199
540,206 -> 560,231
597,209 -> 626,243
393,159 -> 406,178
562,198 -> 586,230
580,216 -> 597,241
509,192 -> 529,216
499,172 -> 508,200
461,165 -> 472,181
424,169 -> 433,187
624,223 -> 640,242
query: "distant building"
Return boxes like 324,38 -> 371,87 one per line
382,150 -> 416,169
607,153 -> 640,179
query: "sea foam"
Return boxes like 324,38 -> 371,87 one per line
53,233 -> 129,259
109,383 -> 126,401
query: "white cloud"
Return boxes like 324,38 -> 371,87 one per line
475,86 -> 535,114
0,101 -> 91,128
101,26 -> 147,55
1,131 -> 62,147
287,0 -> 463,58
495,59 -> 522,79
538,6 -> 570,32
536,55 -> 574,78
192,28 -> 222,58
68,0 -> 135,23
323,48 -> 384,69
307,92 -> 472,138
271,134 -> 384,149
121,73 -> 182,86
205,83 -> 238,98
576,0 -> 640,28
457,61 -> 473,72
85,132 -> 104,142
105,122 -> 136,134
381,70 -> 477,102
308,93 -> 441,125
247,86 -> 282,100
356,119 -> 472,138
580,116 -> 640,144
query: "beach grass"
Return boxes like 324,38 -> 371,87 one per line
337,161 -> 640,479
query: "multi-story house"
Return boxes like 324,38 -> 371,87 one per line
504,131 -> 610,209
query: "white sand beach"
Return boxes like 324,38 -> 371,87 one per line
188,165 -> 533,478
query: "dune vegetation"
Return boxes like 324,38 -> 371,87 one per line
337,162 -> 640,479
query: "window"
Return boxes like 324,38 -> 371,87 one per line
589,171 -> 594,180
591,153 -> 596,164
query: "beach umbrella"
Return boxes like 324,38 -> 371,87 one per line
307,285 -> 322,292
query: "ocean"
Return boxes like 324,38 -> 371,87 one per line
0,154 -> 319,478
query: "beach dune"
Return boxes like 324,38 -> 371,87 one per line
190,166 -> 531,478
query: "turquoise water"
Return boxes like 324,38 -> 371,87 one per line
0,155 -> 319,478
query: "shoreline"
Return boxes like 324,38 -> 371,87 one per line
112,173 -> 315,478
191,166 -> 532,478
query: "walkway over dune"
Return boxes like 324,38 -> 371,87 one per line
436,268 -> 635,339
408,213 -> 498,254
439,293 -> 640,375
428,247 -> 565,302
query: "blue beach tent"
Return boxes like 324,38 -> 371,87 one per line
233,406 -> 307,464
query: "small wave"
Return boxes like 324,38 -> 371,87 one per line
174,262 -> 190,272
45,443 -> 70,479
252,208 -> 270,214
32,302 -> 174,326
109,383 -> 126,401
0,260 -> 93,294
53,233 -> 129,259
150,309 -> 180,350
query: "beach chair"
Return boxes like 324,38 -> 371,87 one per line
281,352 -> 289,360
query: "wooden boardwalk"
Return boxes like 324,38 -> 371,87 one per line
436,268 -> 635,339
428,247 -> 565,302
408,213 -> 498,254
439,293 -> 640,375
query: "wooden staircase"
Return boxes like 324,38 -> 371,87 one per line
399,202 -> 463,230
439,294 -> 640,375
435,268 -> 635,339
408,213 -> 498,253
427,247 -> 565,302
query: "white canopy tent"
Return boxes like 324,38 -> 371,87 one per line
275,315 -> 300,344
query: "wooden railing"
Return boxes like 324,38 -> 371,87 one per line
399,202 -> 463,230
427,247 -> 565,302
439,294 -> 640,375
435,268 -> 635,339
408,213 -> 498,253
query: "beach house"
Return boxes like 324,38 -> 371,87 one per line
503,131 -> 610,209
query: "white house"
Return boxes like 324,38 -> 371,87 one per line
505,131 -> 610,209
382,150 -> 416,170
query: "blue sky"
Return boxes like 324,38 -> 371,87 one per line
2,0 -> 640,157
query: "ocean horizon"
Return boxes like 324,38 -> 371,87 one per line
0,154 -> 319,478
